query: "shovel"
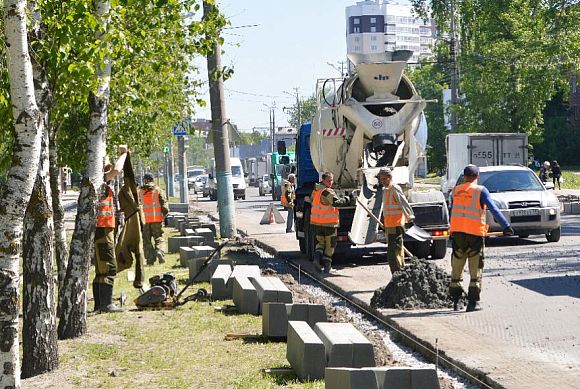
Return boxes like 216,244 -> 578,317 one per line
355,197 -> 417,259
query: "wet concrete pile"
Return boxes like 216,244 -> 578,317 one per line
371,259 -> 458,310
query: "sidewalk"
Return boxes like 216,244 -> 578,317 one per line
192,199 -> 580,389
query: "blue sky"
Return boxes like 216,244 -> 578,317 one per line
194,0 -> 357,131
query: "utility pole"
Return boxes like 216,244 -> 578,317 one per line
177,136 -> 188,203
284,88 -> 301,126
204,1 -> 235,238
449,0 -> 459,132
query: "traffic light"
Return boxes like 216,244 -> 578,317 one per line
163,146 -> 170,154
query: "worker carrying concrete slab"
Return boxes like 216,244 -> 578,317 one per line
449,164 -> 514,312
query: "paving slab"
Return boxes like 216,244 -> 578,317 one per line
287,321 -> 326,381
324,367 -> 378,389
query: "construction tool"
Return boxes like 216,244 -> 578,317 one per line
135,239 -> 230,310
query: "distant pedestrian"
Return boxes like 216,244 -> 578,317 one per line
281,174 -> 296,233
377,167 -> 415,275
539,161 -> 551,184
61,166 -> 71,194
139,173 -> 169,264
310,171 -> 352,273
551,160 -> 562,190
449,164 -> 514,312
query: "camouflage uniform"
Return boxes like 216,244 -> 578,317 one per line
140,182 -> 169,264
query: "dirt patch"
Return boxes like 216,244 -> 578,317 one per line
370,259 -> 460,310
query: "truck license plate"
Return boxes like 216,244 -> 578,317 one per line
512,209 -> 539,217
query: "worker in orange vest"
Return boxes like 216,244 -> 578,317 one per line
139,173 -> 169,264
310,171 -> 353,273
281,173 -> 296,233
376,167 -> 415,275
93,145 -> 128,313
449,164 -> 513,312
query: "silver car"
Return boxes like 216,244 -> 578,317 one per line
453,165 -> 561,242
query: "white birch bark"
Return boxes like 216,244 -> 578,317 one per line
58,0 -> 111,339
0,0 -> 43,387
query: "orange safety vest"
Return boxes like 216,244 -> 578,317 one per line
449,182 -> 488,236
383,186 -> 406,227
139,188 -> 163,223
96,185 -> 115,228
281,181 -> 294,208
310,187 -> 339,227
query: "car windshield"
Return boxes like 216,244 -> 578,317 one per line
232,166 -> 242,177
457,170 -> 545,193
187,170 -> 204,178
196,176 -> 208,183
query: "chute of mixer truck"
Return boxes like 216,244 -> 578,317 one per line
293,51 -> 449,260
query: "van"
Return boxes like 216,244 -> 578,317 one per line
208,157 -> 247,201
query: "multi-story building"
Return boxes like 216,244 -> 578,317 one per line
346,0 -> 435,64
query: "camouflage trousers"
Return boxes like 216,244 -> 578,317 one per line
94,227 -> 117,286
449,232 -> 485,301
315,225 -> 337,264
142,222 -> 165,264
385,226 -> 405,274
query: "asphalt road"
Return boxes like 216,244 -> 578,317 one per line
191,185 -> 580,388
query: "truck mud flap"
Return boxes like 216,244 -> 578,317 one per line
349,169 -> 383,245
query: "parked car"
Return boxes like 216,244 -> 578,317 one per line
187,167 -> 206,189
192,174 -> 209,196
452,165 -> 561,242
258,174 -> 272,196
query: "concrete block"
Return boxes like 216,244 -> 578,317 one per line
184,228 -> 196,236
200,222 -> 217,235
232,276 -> 259,315
324,367 -> 378,389
228,265 -> 260,297
262,303 -> 327,339
252,277 -> 293,313
314,322 -> 375,368
189,257 -> 232,282
410,368 -> 440,389
211,264 -> 233,300
168,236 -> 191,254
166,214 -> 186,228
571,202 -> 580,214
370,367 -> 439,389
286,321 -> 325,381
195,227 -> 215,243
179,247 -> 196,267
168,202 -> 188,213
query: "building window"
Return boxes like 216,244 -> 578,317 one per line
354,36 -> 360,42
354,27 -> 360,33
354,45 -> 360,52
370,17 -> 376,24
371,36 -> 377,41
370,26 -> 376,33
371,45 -> 377,51
354,18 -> 360,25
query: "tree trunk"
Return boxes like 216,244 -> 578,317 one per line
49,126 -> 69,310
22,130 -> 59,378
0,0 -> 44,386
57,181 -> 96,339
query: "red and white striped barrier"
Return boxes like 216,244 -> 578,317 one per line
322,128 -> 346,137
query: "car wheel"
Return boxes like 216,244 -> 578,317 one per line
430,240 -> 447,260
545,226 -> 561,243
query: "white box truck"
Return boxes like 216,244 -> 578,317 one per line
441,133 -> 528,199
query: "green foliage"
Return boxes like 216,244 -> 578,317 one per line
286,95 -> 317,128
239,130 -> 269,145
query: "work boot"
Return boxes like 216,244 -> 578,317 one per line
313,251 -> 323,272
322,259 -> 332,274
452,298 -> 463,312
99,283 -> 124,313
465,300 -> 482,312
92,283 -> 101,312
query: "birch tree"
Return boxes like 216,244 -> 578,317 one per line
0,0 -> 44,386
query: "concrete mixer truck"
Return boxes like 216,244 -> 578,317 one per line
292,51 -> 450,260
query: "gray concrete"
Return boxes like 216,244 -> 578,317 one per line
168,202 -> 188,213
211,264 -> 233,300
314,322 -> 375,368
369,367 -> 440,389
166,213 -> 186,228
189,257 -> 231,283
185,244 -> 217,273
252,276 -> 293,313
324,367 -> 378,389
232,276 -> 259,315
287,321 -> 326,381
262,302 -> 328,339
228,265 -> 261,297
179,247 -> 196,267
194,227 -> 215,243
168,236 -> 191,254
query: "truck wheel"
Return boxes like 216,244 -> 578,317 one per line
430,240 -> 447,260
545,226 -> 561,243
407,241 -> 430,259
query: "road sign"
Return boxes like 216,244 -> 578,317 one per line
173,122 -> 187,136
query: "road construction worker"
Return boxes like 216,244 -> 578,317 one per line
310,171 -> 353,273
93,145 -> 128,313
139,173 -> 169,264
376,167 -> 415,274
449,164 -> 514,312
281,174 -> 296,233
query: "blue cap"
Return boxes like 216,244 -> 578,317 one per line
144,173 -> 154,181
463,164 -> 479,177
